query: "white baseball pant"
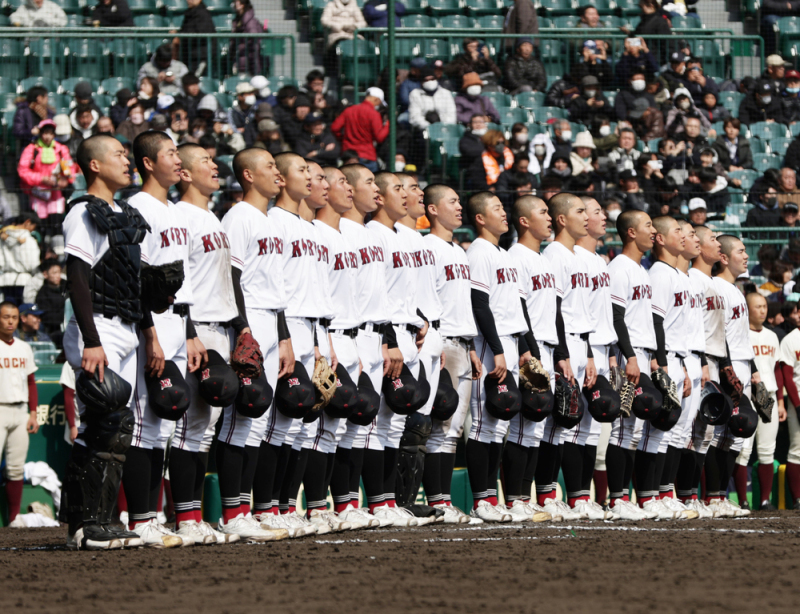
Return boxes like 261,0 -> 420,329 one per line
561,334 -> 594,446
416,326 -> 443,417
711,359 -> 751,453
469,334 -> 519,445
0,403 -> 31,481
507,341 -> 554,449
343,324 -> 384,451
609,347 -> 651,451
427,337 -> 474,455
669,352 -> 702,450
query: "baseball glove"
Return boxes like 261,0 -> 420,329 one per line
312,356 -> 337,411
231,332 -> 263,380
751,381 -> 774,423
720,365 -> 743,406
651,368 -> 681,413
140,260 -> 185,314
553,373 -> 581,426
609,366 -> 635,419
519,357 -> 550,392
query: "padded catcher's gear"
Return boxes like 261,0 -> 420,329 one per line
76,367 -> 132,415
139,260 -> 185,314
553,373 -> 582,428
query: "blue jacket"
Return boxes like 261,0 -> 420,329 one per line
363,0 -> 405,27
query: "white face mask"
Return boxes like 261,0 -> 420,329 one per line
679,100 -> 691,111
466,85 -> 482,97
607,208 -> 621,221
138,90 -> 150,100
515,132 -> 528,144
561,130 -> 572,142
761,95 -> 772,105
472,127 -> 487,136
422,80 -> 439,93
599,125 -> 611,137
584,90 -> 597,99
631,79 -> 646,92
394,161 -> 406,172
534,144 -> 546,156
244,94 -> 256,106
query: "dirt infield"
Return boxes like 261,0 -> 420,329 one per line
2,513 -> 800,614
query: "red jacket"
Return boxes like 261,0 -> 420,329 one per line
331,99 -> 389,162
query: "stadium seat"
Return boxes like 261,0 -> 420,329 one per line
69,39 -> 111,82
718,91 -> 744,113
211,92 -> 233,108
604,90 -> 616,108
483,91 -> 511,109
709,121 -> 724,137
534,107 -> 568,122
72,174 -> 87,190
425,0 -> 464,17
790,123 -> 800,137
422,39 -> 450,62
439,15 -> 471,29
204,0 -> 233,13
749,138 -> 767,154
269,76 -> 298,90
616,0 -> 640,16
27,38 -> 66,80
753,153 -> 783,172
540,39 -> 567,77
49,93 -> 71,114
213,14 -> 234,30
380,38 -> 419,64
523,123 -> 543,137
402,14 -> 432,28
0,93 -> 16,111
541,0 -> 577,17
646,138 -> 661,152
110,39 -> 146,81
671,15 -> 702,29
59,78 -> 99,96
198,77 -> 221,94
497,106 -> 528,125
693,40 -> 726,79
66,14 -> 81,27
223,75 -> 252,93
20,76 -> 59,95
0,39 -> 25,81
337,39 -> 379,84
515,91 -> 545,109
592,0 -> 616,15
134,15 -> 167,28
553,16 -> 580,29
749,122 -> 789,141
128,0 -> 157,15
403,0 -> 426,15
466,0 -> 502,16
477,14 -> 504,29
61,0 -> 81,14
769,137 -> 792,157
101,77 -> 135,96
428,122 -> 465,142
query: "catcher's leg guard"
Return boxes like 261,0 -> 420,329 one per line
396,413 -> 432,508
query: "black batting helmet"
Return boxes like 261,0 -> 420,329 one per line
76,367 -> 132,414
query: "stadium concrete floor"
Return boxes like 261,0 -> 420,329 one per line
1,513 -> 799,613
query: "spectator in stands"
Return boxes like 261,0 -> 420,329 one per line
198,135 -> 235,187
783,69 -> 800,125
528,132 -> 554,174
607,128 -> 641,176
569,76 -> 611,127
17,119 -> 73,235
739,80 -> 785,125
34,260 -> 65,348
469,130 -> 513,191
72,82 -> 101,116
176,0 -> 216,73
14,303 -> 51,343
628,0 -> 672,63
399,58 -> 426,114
683,57 -> 720,105
13,86 -> 54,148
294,112 -> 341,166
570,131 -> 596,177
446,39 -> 503,90
459,114 -> 489,172
502,0 -> 539,57
617,169 -> 649,212
209,109 -> 245,154
495,153 -> 538,210
745,185 -> 782,229
231,0 -> 264,74
408,66 -> 457,129
647,174 -> 682,217
321,0 -> 367,49
614,37 -> 659,88
781,201 -> 800,237
550,119 -> 573,161
53,113 -> 72,145
137,44 -> 189,98
175,74 -> 204,121
615,69 -> 656,125
363,0 -> 404,26
687,197 -> 708,225
64,104 -> 97,159
331,87 -> 389,172
455,73 -> 500,126
762,54 -> 790,94
761,3 -> 798,55
546,154 -> 572,180
679,116 -> 710,163
303,70 -> 340,114
698,167 -> 730,214
282,95 -> 312,149
0,213 -> 40,305
698,145 -> 742,188
508,123 -> 529,157
93,116 -> 115,138
273,85 -> 299,126
571,40 -> 613,90
712,118 -> 753,171
665,91 -> 711,138
166,103 -> 190,144
10,0 -> 66,27
90,0 -> 134,27
777,167 -> 800,209
432,59 -> 455,92
109,88 -> 136,128
591,115 -> 618,155
504,37 -> 547,96
752,244 -> 779,277
116,100 -> 150,142
697,91 -> 730,125
545,74 -> 581,110
136,77 -> 160,113
661,51 -> 689,92
228,82 -> 258,142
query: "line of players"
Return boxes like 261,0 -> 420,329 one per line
61,132 -> 778,549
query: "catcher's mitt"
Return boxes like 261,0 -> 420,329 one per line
553,373 -> 582,428
751,381 -> 774,423
609,366 -> 635,419
140,260 -> 184,314
519,357 -> 550,392
651,368 -> 681,412
231,332 -> 264,380
720,365 -> 743,406
312,356 -> 337,411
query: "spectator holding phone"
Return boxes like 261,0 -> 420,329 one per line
614,37 -> 659,88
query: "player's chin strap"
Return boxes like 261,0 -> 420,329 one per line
395,412 -> 432,508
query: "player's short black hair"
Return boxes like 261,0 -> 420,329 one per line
717,234 -> 743,259
133,130 -> 173,181
177,142 -> 205,171
232,147 -> 269,188
616,209 -> 647,243
423,184 -> 454,222
274,151 -> 303,177
467,191 -> 496,224
511,195 -> 546,233
76,135 -> 116,179
548,192 -> 580,230
0,301 -> 19,313
340,163 -> 368,188
374,172 -> 398,196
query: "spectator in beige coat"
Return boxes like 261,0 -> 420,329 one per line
321,0 -> 368,49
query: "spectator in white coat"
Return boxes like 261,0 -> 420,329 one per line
408,65 -> 457,130
10,0 -> 67,27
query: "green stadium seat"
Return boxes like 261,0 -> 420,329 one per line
129,0 -> 157,15
59,78 -> 99,96
466,0 -> 502,16
211,92 -> 233,108
483,91 -> 511,109
380,38 -> 419,64
428,122 -> 465,142
49,93 -> 71,113
515,91 -> 545,109
535,107 -> 568,122
101,77 -> 135,96
403,0 -> 427,15
337,39 -> 380,85
28,38 -> 66,80
402,14 -> 432,28
20,76 -> 59,95
69,39 -> 111,82
729,169 -> 759,191
269,76 -> 298,91
523,123 -> 543,137
439,15 -> 471,29
749,138 -> 767,154
110,39 -> 146,80
0,39 -> 25,81
204,0 -> 233,12
789,123 -> 800,137
134,15 -> 167,28
425,0 -> 464,17
223,75 -> 252,93
591,0 -> 616,15
749,122 -> 789,141
718,91 -> 744,114
72,174 -> 87,190
477,14 -> 504,29
769,137 -> 792,157
0,15 -> 9,26
198,77 -> 221,94
486,122 -> 502,132
646,138 -> 661,152
615,0 -> 640,16
553,16 -> 580,29
66,14 -> 81,27
0,93 -> 17,111
213,14 -> 233,30
497,106 -> 528,125
753,153 -> 782,172
162,0 -> 186,14
422,39 -> 450,62
604,90 -> 616,108
61,0 -> 81,14
541,0 -> 577,17
709,121 -> 725,137
693,40 -> 725,79
671,15 -> 702,29
540,39 -> 567,76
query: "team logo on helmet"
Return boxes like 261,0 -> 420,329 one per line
201,368 -> 210,381
242,377 -> 252,386
732,406 -> 740,415
160,379 -> 172,390
392,378 -> 404,390
288,377 -> 300,387
592,390 -> 601,400
635,387 -> 643,396
336,378 -> 342,387
497,384 -> 508,393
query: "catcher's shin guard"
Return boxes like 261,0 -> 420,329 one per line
396,413 -> 433,507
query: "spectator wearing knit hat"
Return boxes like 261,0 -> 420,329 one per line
504,37 -> 547,95
454,73 -> 500,126
108,88 -> 136,128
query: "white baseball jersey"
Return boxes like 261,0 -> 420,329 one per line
780,329 -> 800,396
608,253 -> 656,350
63,201 -> 117,266
222,201 -> 286,311
542,241 -> 593,335
339,218 -> 389,324
175,202 -> 238,323
575,245 -> 617,346
314,220 -> 361,329
713,277 -> 754,362
0,338 -> 36,403
508,243 -> 558,345
127,192 -> 193,306
689,268 -> 727,359
424,234 -> 477,338
649,261 -> 690,357
684,269 -> 706,354
271,206 -> 333,319
467,238 -> 527,337
366,220 -> 424,327
751,326 -> 779,393
396,224 -> 443,322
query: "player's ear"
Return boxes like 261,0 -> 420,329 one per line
142,156 -> 156,173
242,167 -> 254,185
178,168 -> 192,183
89,158 -> 101,175
518,215 -> 530,229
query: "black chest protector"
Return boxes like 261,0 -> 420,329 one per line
79,195 -> 151,324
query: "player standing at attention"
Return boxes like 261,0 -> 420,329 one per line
777,305 -> 800,510
421,185 -> 481,524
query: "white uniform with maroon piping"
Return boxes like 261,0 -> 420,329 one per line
0,338 -> 37,482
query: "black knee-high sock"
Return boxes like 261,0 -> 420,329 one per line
654,451 -> 667,495
606,444 -> 628,500
330,446 -> 352,511
282,447 -> 308,512
216,442 -> 244,518
502,442 -> 528,503
466,438 -> 490,504
252,441 -> 280,513
535,441 -> 559,500
676,449 -> 697,500
623,449 -> 636,496
383,446 -> 399,503
704,446 -> 723,498
487,442 -> 503,501
719,448 -> 738,497
194,452 -> 207,514
149,447 -> 165,515
693,452 -> 706,497
634,450 -> 659,502
122,445 -> 152,526
168,447 -> 196,522
521,446 -> 539,502
561,442 -> 585,503
271,444 -> 292,508
324,451 -> 336,491
581,444 -> 597,497
349,446 -> 365,505
668,446 -> 682,490
422,452 -> 443,504
303,449 -> 329,512
439,452 -> 456,501
362,449 -> 384,508
239,445 -> 259,513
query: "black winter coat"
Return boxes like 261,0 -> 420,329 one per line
738,93 -> 786,125
91,0 -> 133,27
504,55 -> 547,92
179,3 -> 217,71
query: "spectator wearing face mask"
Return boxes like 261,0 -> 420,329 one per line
569,75 -> 612,126
783,69 -> 800,125
711,118 -> 753,171
591,115 -> 618,155
569,131 -> 596,176
454,73 -> 500,126
614,37 -> 659,88
508,123 -> 530,157
459,114 -> 488,171
228,82 -> 259,137
528,132 -> 555,175
550,119 -> 573,161
615,70 -> 656,123
468,129 -> 514,191
408,66 -> 457,129
698,91 -> 730,125
745,186 -> 782,231
665,91 -> 711,138
739,80 -> 786,125
504,37 -> 547,95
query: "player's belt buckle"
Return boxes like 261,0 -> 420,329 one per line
333,328 -> 359,338
171,304 -> 189,317
430,320 -> 440,330
359,322 -> 383,335
404,324 -> 421,335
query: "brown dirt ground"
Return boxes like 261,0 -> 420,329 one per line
1,512 -> 800,614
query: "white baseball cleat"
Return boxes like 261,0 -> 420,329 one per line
339,504 -> 380,529
641,499 -> 681,520
372,504 -> 418,527
254,513 -> 306,538
506,500 -> 552,522
609,499 -> 648,521
541,498 -> 582,521
530,500 -> 561,522
432,503 -> 471,524
217,515 -> 288,542
659,496 -> 700,519
394,506 -> 425,526
284,511 -> 322,535
705,498 -> 736,518
177,520 -> 216,545
470,500 -> 512,523
309,509 -> 352,533
130,519 -> 188,548
684,499 -> 716,519
720,498 -> 750,517
197,520 -> 241,543
572,500 -> 614,521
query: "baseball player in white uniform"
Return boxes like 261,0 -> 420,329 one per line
777,322 -> 800,510
420,185 -> 481,524
465,191 -> 528,523
605,210 -> 657,521
124,131 -> 200,547
738,292 -> 784,511
218,148 -> 294,537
